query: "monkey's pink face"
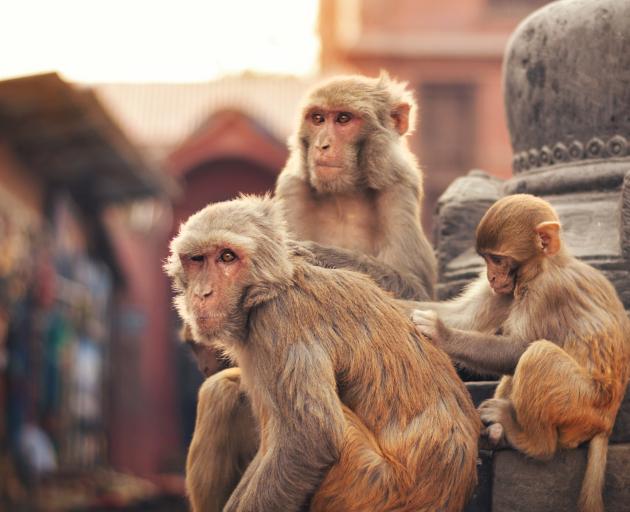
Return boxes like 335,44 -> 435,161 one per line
304,107 -> 363,190
483,254 -> 518,295
179,245 -> 247,336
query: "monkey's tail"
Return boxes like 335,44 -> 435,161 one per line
578,432 -> 608,512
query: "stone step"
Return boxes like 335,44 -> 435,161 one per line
492,444 -> 630,512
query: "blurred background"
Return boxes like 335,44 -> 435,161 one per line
0,0 -> 551,509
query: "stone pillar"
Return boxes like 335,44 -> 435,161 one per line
437,0 -> 630,309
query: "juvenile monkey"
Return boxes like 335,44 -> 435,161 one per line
412,194 -> 630,512
165,195 -> 479,512
276,72 -> 436,301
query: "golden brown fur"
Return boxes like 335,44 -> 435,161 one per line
186,368 -> 258,511
166,195 -> 479,512
411,194 -> 630,512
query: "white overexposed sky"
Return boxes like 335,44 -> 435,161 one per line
0,0 -> 320,83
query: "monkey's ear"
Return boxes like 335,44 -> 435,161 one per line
391,103 -> 411,135
535,221 -> 561,256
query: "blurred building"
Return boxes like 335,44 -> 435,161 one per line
318,0 -> 552,234
0,73 -> 184,510
94,76 -> 312,446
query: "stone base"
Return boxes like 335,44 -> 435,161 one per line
492,445 -> 630,512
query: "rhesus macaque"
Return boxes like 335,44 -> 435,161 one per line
187,73 -> 435,372
180,73 -> 439,507
276,72 -> 436,301
411,194 -> 630,512
165,196 -> 479,512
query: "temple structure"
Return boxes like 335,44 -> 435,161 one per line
435,1 -> 630,510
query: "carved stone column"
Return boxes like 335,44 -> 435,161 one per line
436,0 -> 630,312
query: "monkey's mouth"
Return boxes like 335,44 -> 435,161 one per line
194,311 -> 227,330
491,282 -> 515,295
313,163 -> 343,180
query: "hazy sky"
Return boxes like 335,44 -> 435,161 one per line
0,0 -> 320,82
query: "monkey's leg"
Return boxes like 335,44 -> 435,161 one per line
482,340 -> 606,459
479,376 -> 513,448
186,367 -> 259,512
494,375 -> 513,399
310,407 -> 460,512
310,406 -> 399,512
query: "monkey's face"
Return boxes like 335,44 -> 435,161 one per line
482,253 -> 518,295
301,106 -> 364,193
179,245 -> 248,339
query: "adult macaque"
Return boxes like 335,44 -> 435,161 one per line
276,72 -> 436,301
178,74 -> 439,510
165,196 -> 479,512
412,194 -> 630,512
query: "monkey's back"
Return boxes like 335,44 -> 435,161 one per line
254,260 -> 480,511
510,257 -> 630,405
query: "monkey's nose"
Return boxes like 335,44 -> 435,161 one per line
195,290 -> 213,300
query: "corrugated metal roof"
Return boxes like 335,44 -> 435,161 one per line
0,73 -> 176,204
93,74 -> 316,161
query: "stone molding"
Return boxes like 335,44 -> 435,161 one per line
512,134 -> 630,173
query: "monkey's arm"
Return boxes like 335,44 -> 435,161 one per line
299,240 -> 431,301
413,309 -> 529,376
376,182 -> 437,298
223,343 -> 344,512
406,276 -> 512,331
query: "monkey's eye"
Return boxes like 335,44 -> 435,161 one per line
488,254 -> 503,265
336,112 -> 352,124
311,112 -> 325,124
190,254 -> 205,262
218,249 -> 237,263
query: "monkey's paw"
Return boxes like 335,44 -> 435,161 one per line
479,423 -> 506,450
411,309 -> 439,342
478,398 -> 510,425
287,240 -> 318,263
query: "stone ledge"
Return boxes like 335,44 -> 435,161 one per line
465,381 -> 498,407
492,444 -> 630,512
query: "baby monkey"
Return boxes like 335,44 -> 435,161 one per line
412,194 -> 630,512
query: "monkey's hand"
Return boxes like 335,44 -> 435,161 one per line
411,309 -> 449,347
286,240 -> 319,265
478,398 -> 511,449
289,240 -> 342,268
478,398 -> 510,425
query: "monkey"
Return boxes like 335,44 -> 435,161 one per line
275,72 -> 437,302
179,323 -> 230,377
164,195 -> 480,512
186,73 -> 436,371
179,73 -> 441,508
410,194 -> 630,512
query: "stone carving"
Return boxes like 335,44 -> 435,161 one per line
512,135 -> 630,172
437,0 -> 630,311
